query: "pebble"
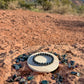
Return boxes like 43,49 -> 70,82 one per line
59,78 -> 63,82
53,53 -> 59,56
20,58 -> 25,62
70,61 -> 75,65
23,54 -> 29,59
19,78 -> 26,84
56,79 -> 61,84
68,63 -> 71,69
12,64 -> 20,70
61,59 -> 65,63
55,74 -> 63,83
61,58 -> 68,63
17,57 -> 20,61
77,72 -> 80,77
64,62 -> 67,65
75,64 -> 79,68
27,76 -> 34,81
16,54 -> 28,63
59,75 -> 63,82
41,80 -> 49,84
12,64 -> 22,70
23,56 -> 28,60
51,76 -> 55,80
56,73 -> 60,77
65,59 -> 68,62
12,74 -> 17,80
23,54 -> 26,56
18,64 -> 22,68
19,55 -> 23,58
71,71 -> 77,75
62,54 -> 67,59
9,50 -> 13,54
16,59 -> 20,63
58,56 -> 61,60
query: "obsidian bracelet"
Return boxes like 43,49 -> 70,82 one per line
33,53 -> 54,66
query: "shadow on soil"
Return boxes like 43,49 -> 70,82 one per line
55,20 -> 84,32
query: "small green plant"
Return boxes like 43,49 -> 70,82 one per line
18,0 -> 35,9
36,0 -> 52,10
0,0 -> 84,15
42,1 -> 52,10
61,0 -> 72,5
8,1 -> 20,9
0,0 -> 6,9
50,0 -> 75,14
77,5 -> 84,14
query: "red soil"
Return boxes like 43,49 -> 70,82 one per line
0,10 -> 84,50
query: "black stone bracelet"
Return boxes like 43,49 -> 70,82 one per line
33,53 -> 54,66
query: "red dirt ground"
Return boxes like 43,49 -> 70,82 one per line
0,10 -> 84,84
0,10 -> 84,50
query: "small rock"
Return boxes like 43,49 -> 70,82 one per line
17,57 -> 20,61
16,59 -> 20,63
59,76 -> 63,82
23,56 -> 28,60
51,76 -> 55,80
56,73 -> 60,77
23,54 -> 26,56
27,76 -> 34,81
65,59 -> 68,62
62,59 -> 68,63
58,56 -> 61,60
55,74 -> 63,83
62,54 -> 67,59
12,64 -> 20,70
9,50 -> 13,54
68,63 -> 71,69
59,78 -> 63,82
75,64 -> 79,68
70,61 -> 75,65
59,75 -> 63,79
19,78 -> 25,84
61,59 -> 65,63
46,15 -> 51,17
53,53 -> 59,56
20,58 -> 25,62
77,72 -> 80,77
56,79 -> 61,83
71,71 -> 77,75
64,62 -> 67,65
19,55 -> 23,57
12,74 -> 17,80
18,64 -> 22,68
44,48 -> 49,51
41,80 -> 49,84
